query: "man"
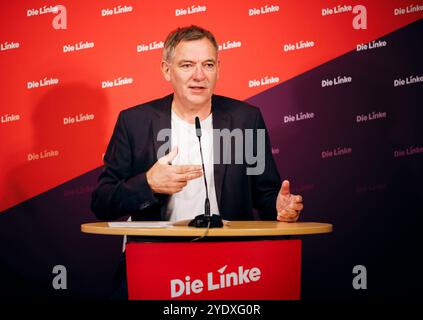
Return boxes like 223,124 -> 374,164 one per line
91,25 -> 303,224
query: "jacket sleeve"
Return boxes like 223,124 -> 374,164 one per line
251,109 -> 282,220
91,111 -> 159,220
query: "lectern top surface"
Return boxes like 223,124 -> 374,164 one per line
81,221 -> 332,237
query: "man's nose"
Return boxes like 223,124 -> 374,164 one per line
192,64 -> 206,81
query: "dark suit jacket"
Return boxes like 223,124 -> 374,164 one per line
91,94 -> 281,221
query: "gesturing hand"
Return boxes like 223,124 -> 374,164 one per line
146,146 -> 203,195
276,180 -> 303,222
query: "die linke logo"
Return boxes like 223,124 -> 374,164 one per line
170,264 -> 261,298
101,5 -> 133,16
218,41 -> 241,51
27,149 -> 59,161
1,113 -> 20,125
321,75 -> 352,88
27,5 -> 59,16
27,77 -> 59,89
394,146 -> 423,158
175,5 -> 206,16
249,76 -> 279,88
322,4 -> 354,15
356,111 -> 387,123
283,40 -> 315,52
137,41 -> 164,53
63,41 -> 94,53
394,4 -> 423,16
102,76 -> 134,88
249,4 -> 279,16
322,146 -> 352,159
284,112 -> 315,124
0,41 -> 20,52
394,75 -> 423,87
27,5 -> 67,30
322,4 -> 367,29
357,39 -> 387,52
63,113 -> 95,125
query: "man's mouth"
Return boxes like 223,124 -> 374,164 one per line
189,86 -> 207,90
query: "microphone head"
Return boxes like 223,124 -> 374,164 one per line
195,116 -> 202,137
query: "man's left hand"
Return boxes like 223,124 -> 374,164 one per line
276,180 -> 303,222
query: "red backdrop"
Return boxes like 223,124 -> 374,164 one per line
1,0 -> 421,212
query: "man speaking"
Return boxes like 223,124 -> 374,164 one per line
91,25 -> 303,224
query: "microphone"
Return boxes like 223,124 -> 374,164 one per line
188,116 -> 223,228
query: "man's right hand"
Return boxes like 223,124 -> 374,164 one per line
146,146 -> 203,194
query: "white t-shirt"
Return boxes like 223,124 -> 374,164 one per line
165,110 -> 220,222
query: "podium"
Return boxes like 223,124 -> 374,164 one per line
81,221 -> 332,300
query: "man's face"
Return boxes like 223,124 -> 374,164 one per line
162,38 -> 219,108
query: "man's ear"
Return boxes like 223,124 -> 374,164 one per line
161,60 -> 171,82
216,60 -> 221,80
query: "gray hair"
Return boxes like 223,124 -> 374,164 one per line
162,25 -> 219,62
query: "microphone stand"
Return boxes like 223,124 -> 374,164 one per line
188,117 -> 223,228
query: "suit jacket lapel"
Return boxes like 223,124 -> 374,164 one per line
151,94 -> 172,162
151,94 -> 172,220
211,95 -> 231,211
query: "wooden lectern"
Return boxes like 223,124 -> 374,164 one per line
81,221 -> 332,300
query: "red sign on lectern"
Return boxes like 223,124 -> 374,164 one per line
126,239 -> 301,300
